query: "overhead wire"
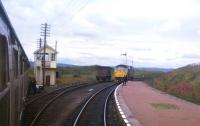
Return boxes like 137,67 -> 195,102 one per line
62,0 -> 91,21
69,0 -> 90,19
54,0 -> 90,22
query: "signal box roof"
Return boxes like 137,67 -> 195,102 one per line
34,45 -> 58,54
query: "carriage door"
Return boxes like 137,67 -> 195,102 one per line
46,75 -> 50,86
0,34 -> 8,91
0,34 -> 9,126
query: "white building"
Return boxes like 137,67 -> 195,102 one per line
34,45 -> 58,86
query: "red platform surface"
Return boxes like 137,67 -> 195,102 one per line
119,81 -> 200,126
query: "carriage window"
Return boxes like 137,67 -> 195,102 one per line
23,60 -> 28,71
20,56 -> 23,74
24,61 -> 29,71
13,49 -> 18,78
9,31 -> 15,44
0,34 -> 9,91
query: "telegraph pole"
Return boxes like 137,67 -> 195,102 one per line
40,23 -> 50,87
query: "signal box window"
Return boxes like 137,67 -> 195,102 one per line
0,34 -> 9,91
42,53 -> 49,61
51,53 -> 55,61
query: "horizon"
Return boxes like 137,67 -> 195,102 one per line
30,60 -> 196,69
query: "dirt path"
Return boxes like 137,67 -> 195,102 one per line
120,81 -> 200,126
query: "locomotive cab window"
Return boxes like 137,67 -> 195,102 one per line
0,34 -> 9,91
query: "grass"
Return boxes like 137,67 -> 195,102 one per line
56,76 -> 96,85
56,66 -> 113,85
134,69 -> 164,84
28,66 -> 113,85
150,103 -> 179,110
146,65 -> 200,104
57,66 -> 98,77
56,66 -> 97,85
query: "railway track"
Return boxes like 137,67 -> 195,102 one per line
72,84 -> 117,126
106,88 -> 127,126
23,82 -> 114,126
23,84 -> 89,126
25,83 -> 88,105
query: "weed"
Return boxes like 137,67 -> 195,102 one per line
150,103 -> 179,110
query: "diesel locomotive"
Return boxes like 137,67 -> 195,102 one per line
113,64 -> 134,83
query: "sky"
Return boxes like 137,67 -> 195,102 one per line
2,0 -> 200,68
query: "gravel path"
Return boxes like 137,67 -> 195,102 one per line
120,81 -> 200,126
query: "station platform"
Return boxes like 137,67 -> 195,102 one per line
116,81 -> 200,126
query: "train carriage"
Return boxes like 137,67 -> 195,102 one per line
0,1 -> 30,126
96,66 -> 112,82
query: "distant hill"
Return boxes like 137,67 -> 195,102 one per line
57,63 -> 77,67
30,61 -> 173,72
29,61 -> 77,67
136,67 -> 173,72
148,63 -> 200,104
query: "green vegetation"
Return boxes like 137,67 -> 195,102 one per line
147,65 -> 200,104
56,66 -> 97,85
56,66 -> 113,85
56,76 -> 96,85
150,103 -> 178,110
28,65 -> 113,85
134,69 -> 164,82
57,66 -> 97,76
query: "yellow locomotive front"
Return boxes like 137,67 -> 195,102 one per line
113,65 -> 128,83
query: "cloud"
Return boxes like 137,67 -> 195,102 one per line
128,47 -> 152,52
159,20 -> 181,32
72,31 -> 98,39
2,0 -> 200,68
59,55 -> 122,66
182,54 -> 200,59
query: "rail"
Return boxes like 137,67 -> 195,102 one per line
103,88 -> 115,126
23,84 -> 88,126
25,83 -> 88,105
73,84 -> 116,126
30,85 -> 84,126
